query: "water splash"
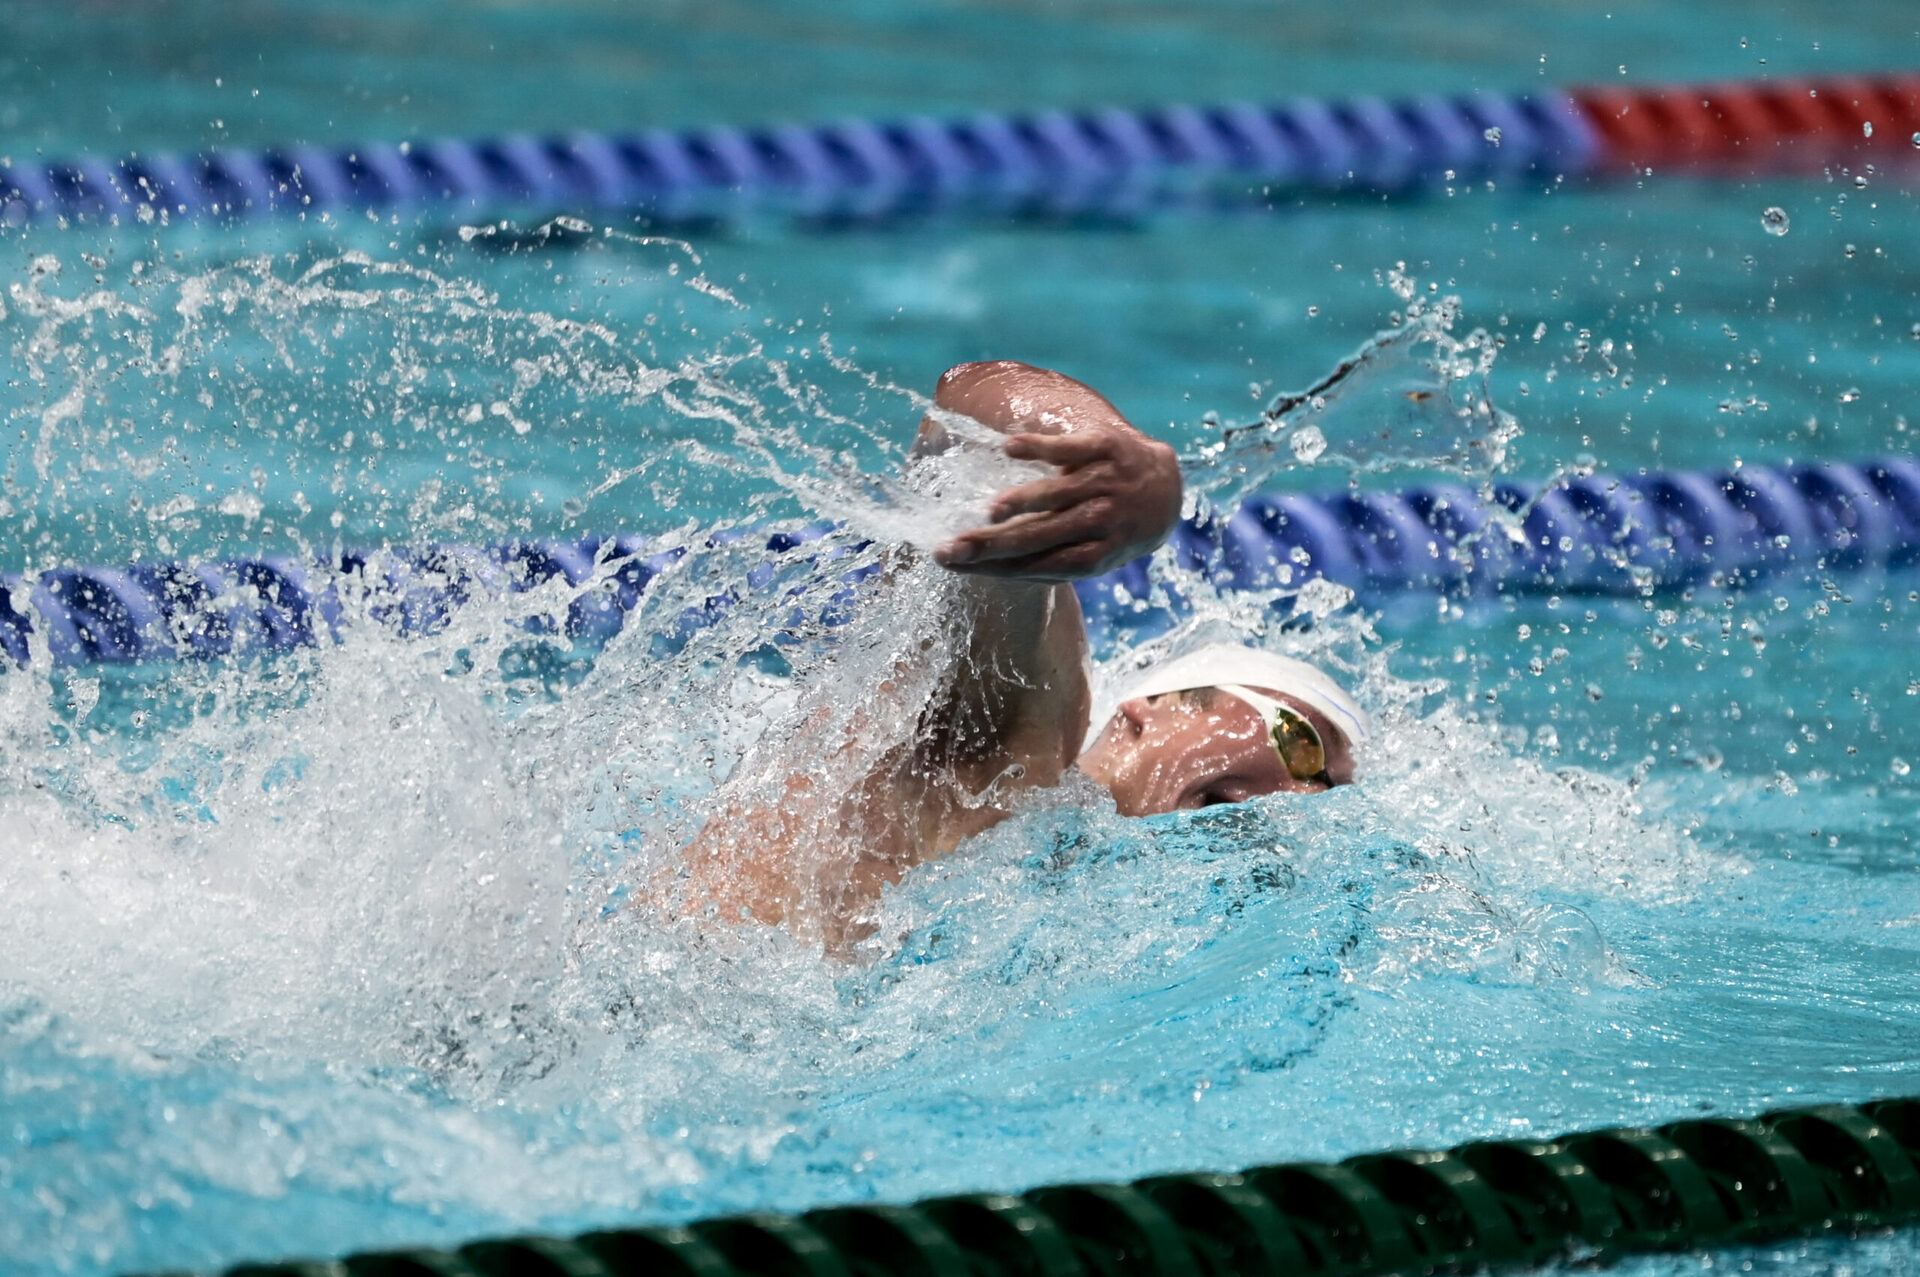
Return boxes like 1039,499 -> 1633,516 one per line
0,234 -> 1742,1277
1183,266 -> 1521,512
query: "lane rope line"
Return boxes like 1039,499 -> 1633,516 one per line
8,455 -> 1916,667
4,75 -> 1916,228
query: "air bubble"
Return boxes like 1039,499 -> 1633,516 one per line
1483,126 -> 1502,147
1760,207 -> 1790,236
1863,121 -> 1874,139
1895,758 -> 1912,777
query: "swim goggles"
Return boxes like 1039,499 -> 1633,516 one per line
1213,684 -> 1331,785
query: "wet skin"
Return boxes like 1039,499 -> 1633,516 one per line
680,361 -> 1353,947
1077,687 -> 1358,816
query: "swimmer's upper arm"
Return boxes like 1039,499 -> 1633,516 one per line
911,575 -> 1091,798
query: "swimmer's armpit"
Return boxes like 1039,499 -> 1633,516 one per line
926,362 -> 1180,584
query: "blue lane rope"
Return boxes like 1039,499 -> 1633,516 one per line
11,75 -> 1919,229
1082,456 -> 1920,631
0,92 -> 1600,228
6,457 -> 1916,668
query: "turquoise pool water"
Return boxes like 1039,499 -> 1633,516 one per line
3,4 -> 1920,1275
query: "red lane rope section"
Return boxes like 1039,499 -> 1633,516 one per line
1570,73 -> 1920,172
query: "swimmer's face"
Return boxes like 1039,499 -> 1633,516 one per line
1076,686 -> 1356,816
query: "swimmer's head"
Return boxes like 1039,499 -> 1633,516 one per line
1075,643 -> 1369,816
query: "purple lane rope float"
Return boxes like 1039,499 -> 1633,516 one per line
7,456 -> 1917,668
3,74 -> 1917,228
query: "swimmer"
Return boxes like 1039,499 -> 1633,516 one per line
681,361 -> 1368,947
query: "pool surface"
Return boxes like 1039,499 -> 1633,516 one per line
2,3 -> 1919,1275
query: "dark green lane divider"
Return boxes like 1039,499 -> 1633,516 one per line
151,1096 -> 1920,1277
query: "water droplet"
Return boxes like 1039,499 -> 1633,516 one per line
1839,387 -> 1862,403
1854,174 -> 1869,189
1483,126 -> 1502,147
1760,206 -> 1790,236
1864,121 -> 1875,139
1845,243 -> 1858,258
1912,132 -> 1920,148
561,498 -> 586,519
1306,305 -> 1319,317
1290,425 -> 1327,464
1894,758 -> 1912,777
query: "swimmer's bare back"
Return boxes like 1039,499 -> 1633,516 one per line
677,362 -> 1182,950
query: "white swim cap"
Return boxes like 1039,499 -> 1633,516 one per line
1083,642 -> 1372,754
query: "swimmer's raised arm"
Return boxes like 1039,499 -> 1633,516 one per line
678,361 -> 1181,950
911,360 -> 1181,807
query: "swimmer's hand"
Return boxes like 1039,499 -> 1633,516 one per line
926,361 -> 1181,584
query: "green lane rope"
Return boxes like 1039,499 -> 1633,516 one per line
145,1095 -> 1920,1277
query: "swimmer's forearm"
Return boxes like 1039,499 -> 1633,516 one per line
908,360 -> 1170,774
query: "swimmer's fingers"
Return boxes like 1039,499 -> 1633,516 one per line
937,501 -> 1116,573
987,469 -> 1105,522
935,418 -> 1180,579
994,429 -> 1177,520
1002,430 -> 1112,466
